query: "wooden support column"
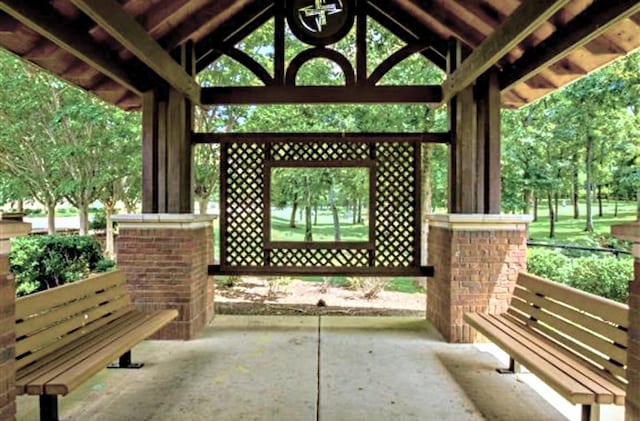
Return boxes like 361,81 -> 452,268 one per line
447,39 -> 501,214
141,43 -> 194,213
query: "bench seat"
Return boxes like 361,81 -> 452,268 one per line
15,270 -> 178,421
464,272 -> 628,421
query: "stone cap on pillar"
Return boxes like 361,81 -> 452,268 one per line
0,219 -> 32,255
427,214 -> 533,231
611,221 -> 640,258
112,213 -> 218,230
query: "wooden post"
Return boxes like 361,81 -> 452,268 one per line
447,39 -> 501,214
141,43 -> 194,213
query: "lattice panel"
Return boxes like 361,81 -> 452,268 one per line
223,142 -> 265,266
375,142 -> 416,267
270,249 -> 370,267
221,138 -> 420,274
272,142 -> 369,161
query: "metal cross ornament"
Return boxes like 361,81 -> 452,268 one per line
287,0 -> 355,46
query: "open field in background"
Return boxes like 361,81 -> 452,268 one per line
526,200 -> 637,244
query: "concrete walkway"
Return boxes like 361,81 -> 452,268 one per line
16,316 -> 623,421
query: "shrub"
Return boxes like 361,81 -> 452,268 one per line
10,235 -> 105,296
527,248 -> 633,304
89,209 -> 107,230
347,277 -> 389,299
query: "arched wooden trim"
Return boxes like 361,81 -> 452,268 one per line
368,43 -> 430,86
285,48 -> 356,86
221,47 -> 274,86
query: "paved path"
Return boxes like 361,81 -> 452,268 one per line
16,316 -> 622,421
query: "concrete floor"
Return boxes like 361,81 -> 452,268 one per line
16,316 -> 624,421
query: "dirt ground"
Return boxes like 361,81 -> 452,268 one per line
215,277 -> 426,317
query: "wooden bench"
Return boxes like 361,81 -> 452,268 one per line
15,270 -> 178,421
464,272 -> 628,421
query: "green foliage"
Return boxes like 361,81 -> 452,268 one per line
10,235 -> 105,296
94,258 -> 116,273
526,248 -> 632,303
89,209 -> 107,230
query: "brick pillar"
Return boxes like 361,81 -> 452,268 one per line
0,219 -> 30,420
113,214 -> 216,340
427,214 -> 531,343
611,222 -> 640,421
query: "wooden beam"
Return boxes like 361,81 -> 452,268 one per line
500,0 -> 640,91
192,132 -> 451,145
70,0 -> 200,103
441,0 -> 571,104
201,85 -> 442,105
0,0 -> 144,95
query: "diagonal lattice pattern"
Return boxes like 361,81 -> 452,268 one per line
375,142 -> 416,267
222,139 -> 419,272
270,249 -> 369,267
224,142 -> 265,266
272,141 -> 369,161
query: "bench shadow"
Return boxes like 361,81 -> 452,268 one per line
436,347 -> 569,421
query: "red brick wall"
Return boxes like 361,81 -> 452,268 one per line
427,226 -> 527,343
0,254 -> 15,420
205,223 -> 215,323
627,261 -> 640,421
116,224 -> 212,340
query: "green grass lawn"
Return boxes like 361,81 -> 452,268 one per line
270,215 -> 369,242
527,200 -> 636,244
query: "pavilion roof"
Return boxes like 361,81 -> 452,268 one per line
0,0 -> 638,110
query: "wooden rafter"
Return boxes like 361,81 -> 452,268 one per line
70,0 -> 200,103
441,0 -> 571,104
0,0 -> 145,95
500,0 -> 640,91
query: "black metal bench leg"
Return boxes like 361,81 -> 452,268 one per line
107,350 -> 144,369
496,357 -> 521,374
582,404 -> 600,421
39,395 -> 58,421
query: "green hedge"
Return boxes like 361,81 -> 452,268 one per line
10,235 -> 114,296
526,248 -> 633,303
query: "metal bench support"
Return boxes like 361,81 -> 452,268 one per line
496,357 -> 522,374
107,350 -> 144,369
582,404 -> 600,421
39,395 -> 58,421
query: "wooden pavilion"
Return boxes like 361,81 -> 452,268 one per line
0,1 -> 639,420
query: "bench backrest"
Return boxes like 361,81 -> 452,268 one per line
509,272 -> 629,383
15,270 -> 133,371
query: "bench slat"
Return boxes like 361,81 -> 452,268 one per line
16,283 -> 129,338
464,312 -> 596,404
513,286 -> 628,346
16,295 -> 132,358
517,273 -> 628,327
16,309 -> 143,392
506,308 -> 628,383
16,271 -> 128,320
44,310 -> 178,395
510,297 -> 627,365
487,313 -> 626,404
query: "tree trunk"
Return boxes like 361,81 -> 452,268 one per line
533,194 -> 538,222
17,199 -> 23,213
597,184 -> 603,217
614,197 -> 618,217
352,202 -> 357,225
572,169 -> 580,219
522,189 -> 532,214
197,197 -> 208,215
289,195 -> 298,228
553,192 -> 559,222
78,205 -> 89,235
314,204 -> 318,226
547,192 -> 555,238
584,135 -> 594,232
421,143 -> 433,265
46,202 -> 56,234
356,198 -> 362,224
304,177 -> 312,241
328,180 -> 340,241
105,203 -> 116,257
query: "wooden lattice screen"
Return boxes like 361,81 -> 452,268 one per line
211,135 -> 433,277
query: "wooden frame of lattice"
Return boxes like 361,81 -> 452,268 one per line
208,133 -> 438,277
